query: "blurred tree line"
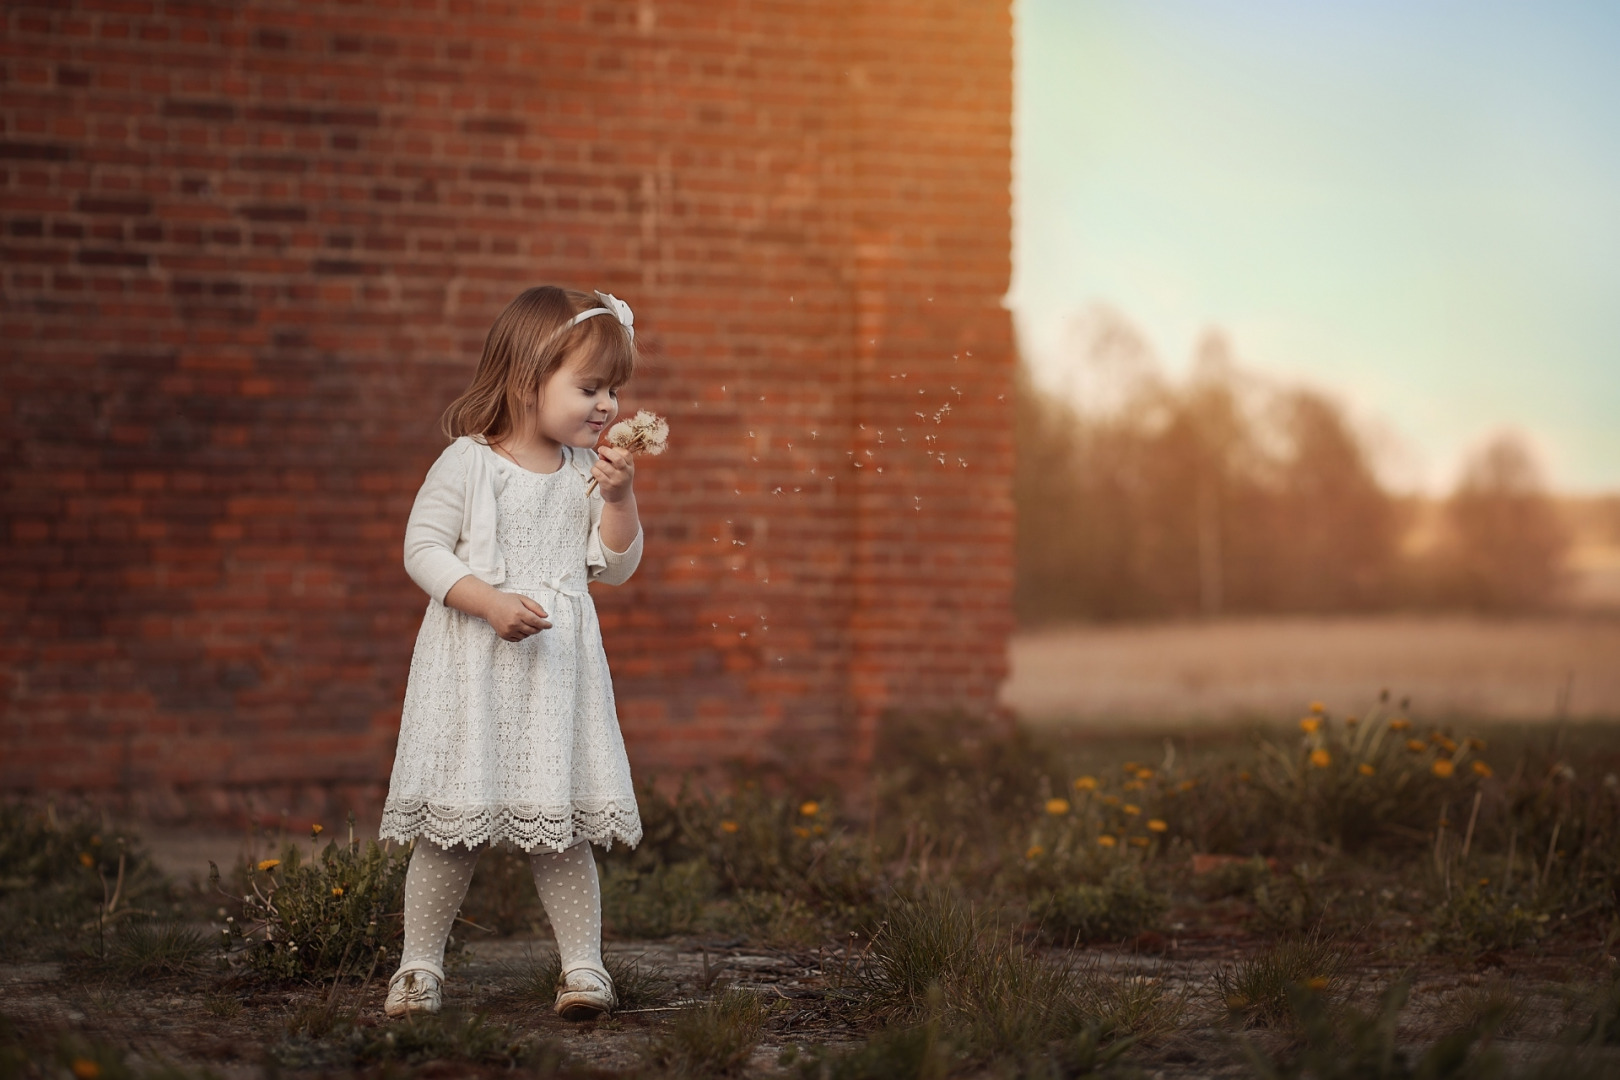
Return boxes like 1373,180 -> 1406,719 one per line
1015,313 -> 1571,623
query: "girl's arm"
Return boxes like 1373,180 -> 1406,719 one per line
406,443 -> 550,641
444,576 -> 551,641
592,446 -> 642,555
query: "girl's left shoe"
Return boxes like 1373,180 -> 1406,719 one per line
385,963 -> 444,1018
554,965 -> 615,1021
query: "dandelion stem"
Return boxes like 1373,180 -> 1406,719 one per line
1460,790 -> 1483,862
1537,819 -> 1562,895
1433,802 -> 1448,877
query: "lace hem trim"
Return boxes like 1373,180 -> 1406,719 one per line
378,799 -> 642,853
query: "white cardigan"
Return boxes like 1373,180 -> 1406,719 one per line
403,436 -> 643,604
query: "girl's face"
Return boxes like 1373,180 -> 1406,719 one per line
531,347 -> 620,448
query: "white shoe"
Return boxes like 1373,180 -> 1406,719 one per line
554,965 -> 615,1021
384,964 -> 444,1018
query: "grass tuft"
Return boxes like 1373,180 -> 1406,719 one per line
645,990 -> 773,1077
856,889 -> 1132,1070
1436,975 -> 1530,1039
1212,932 -> 1352,1028
513,946 -> 676,1011
104,919 -> 211,978
1244,980 -> 1506,1080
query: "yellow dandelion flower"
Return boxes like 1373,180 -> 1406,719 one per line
1432,759 -> 1455,779
1101,794 -> 1122,806
1130,836 -> 1150,847
1390,719 -> 1411,732
1466,737 -> 1486,751
1300,717 -> 1321,734
1097,835 -> 1118,848
1025,845 -> 1045,860
1147,819 -> 1168,833
310,823 -> 324,836
1438,736 -> 1458,752
1309,749 -> 1331,768
1045,798 -> 1071,816
1238,771 -> 1252,783
1123,804 -> 1141,816
1477,878 -> 1490,887
72,1059 -> 102,1080
1178,779 -> 1197,792
1406,739 -> 1427,753
1344,715 -> 1359,727
799,800 -> 820,817
257,859 -> 280,872
1123,780 -> 1145,792
1305,976 -> 1329,991
720,820 -> 740,834
1358,763 -> 1376,776
1122,761 -> 1140,771
1471,760 -> 1493,778
1135,767 -> 1154,780
79,852 -> 94,867
813,824 -> 825,835
1310,701 -> 1326,714
793,826 -> 810,838
1074,775 -> 1098,791
331,886 -> 344,896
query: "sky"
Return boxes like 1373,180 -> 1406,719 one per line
1008,0 -> 1620,493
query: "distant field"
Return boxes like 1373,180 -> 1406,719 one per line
1001,613 -> 1620,726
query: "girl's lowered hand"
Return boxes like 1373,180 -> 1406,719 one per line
591,446 -> 635,503
483,592 -> 551,641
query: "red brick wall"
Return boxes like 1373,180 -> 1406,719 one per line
1,0 -> 1015,818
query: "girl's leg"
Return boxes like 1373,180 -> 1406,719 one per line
529,840 -> 606,982
397,839 -> 481,979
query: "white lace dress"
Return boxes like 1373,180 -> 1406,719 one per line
379,442 -> 642,853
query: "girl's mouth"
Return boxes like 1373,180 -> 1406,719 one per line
586,420 -> 605,432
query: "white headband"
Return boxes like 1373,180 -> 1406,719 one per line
567,290 -> 635,340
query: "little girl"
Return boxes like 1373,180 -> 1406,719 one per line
378,286 -> 646,1021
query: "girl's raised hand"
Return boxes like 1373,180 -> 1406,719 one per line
483,592 -> 551,641
590,446 -> 636,503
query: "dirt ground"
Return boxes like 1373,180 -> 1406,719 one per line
5,887 -> 1613,1079
1001,614 -> 1620,726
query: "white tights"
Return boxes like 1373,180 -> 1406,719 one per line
395,839 -> 605,984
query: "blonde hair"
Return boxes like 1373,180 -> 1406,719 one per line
441,286 -> 638,441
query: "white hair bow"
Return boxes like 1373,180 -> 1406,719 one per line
567,291 -> 635,339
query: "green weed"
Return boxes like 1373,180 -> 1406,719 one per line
0,804 -> 169,958
711,889 -> 824,947
1426,885 -> 1548,954
223,835 -> 408,980
602,858 -> 714,938
1030,864 -> 1168,945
